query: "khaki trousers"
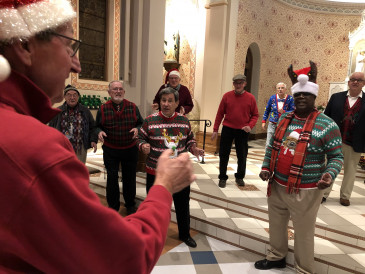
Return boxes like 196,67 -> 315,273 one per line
267,181 -> 323,274
324,143 -> 361,200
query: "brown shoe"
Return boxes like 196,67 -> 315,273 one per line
340,198 -> 350,206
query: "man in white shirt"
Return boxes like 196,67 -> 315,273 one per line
322,72 -> 365,206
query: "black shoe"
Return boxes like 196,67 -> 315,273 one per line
218,179 -> 226,188
235,178 -> 245,186
321,197 -> 326,204
126,207 -> 137,215
254,258 -> 286,270
181,236 -> 197,248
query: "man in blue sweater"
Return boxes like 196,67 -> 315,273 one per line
262,82 -> 295,148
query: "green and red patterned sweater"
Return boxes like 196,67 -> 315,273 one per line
137,111 -> 196,175
262,112 -> 344,189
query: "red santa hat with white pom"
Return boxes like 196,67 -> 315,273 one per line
0,0 -> 76,81
287,60 -> 319,97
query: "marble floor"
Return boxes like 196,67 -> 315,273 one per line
87,139 -> 365,274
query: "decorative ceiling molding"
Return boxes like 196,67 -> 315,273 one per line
276,0 -> 365,15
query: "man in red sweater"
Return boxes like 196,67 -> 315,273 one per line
152,69 -> 194,115
211,74 -> 259,188
0,0 -> 195,273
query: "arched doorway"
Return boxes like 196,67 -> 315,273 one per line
245,48 -> 253,93
245,43 -> 260,101
245,43 -> 260,136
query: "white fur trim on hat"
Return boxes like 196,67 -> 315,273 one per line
288,129 -> 301,140
291,74 -> 318,97
0,0 -> 75,41
169,70 -> 180,78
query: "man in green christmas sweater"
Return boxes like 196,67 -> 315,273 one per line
254,63 -> 344,274
137,87 -> 204,248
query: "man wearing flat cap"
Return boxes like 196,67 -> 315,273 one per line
49,85 -> 98,163
211,74 -> 259,188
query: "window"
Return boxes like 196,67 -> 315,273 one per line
79,0 -> 107,81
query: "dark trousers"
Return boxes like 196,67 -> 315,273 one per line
103,145 -> 138,211
146,173 -> 191,240
219,126 -> 249,180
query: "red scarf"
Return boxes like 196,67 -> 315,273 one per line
267,110 -> 320,196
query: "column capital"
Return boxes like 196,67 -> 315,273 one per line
205,0 -> 228,9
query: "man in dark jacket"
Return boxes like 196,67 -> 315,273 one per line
322,72 -> 365,206
49,85 -> 97,163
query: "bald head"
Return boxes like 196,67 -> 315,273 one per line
348,72 -> 365,96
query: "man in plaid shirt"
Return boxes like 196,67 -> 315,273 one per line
96,81 -> 144,215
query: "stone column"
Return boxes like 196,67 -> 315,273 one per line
200,0 -> 238,132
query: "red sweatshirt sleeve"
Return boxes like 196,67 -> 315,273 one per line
213,95 -> 226,132
178,86 -> 194,114
4,157 -> 172,274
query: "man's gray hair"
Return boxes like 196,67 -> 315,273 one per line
108,80 -> 124,90
276,82 -> 287,89
159,87 -> 179,102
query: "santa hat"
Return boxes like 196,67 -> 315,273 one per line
288,129 -> 301,140
291,74 -> 319,97
0,0 -> 75,42
165,69 -> 180,83
0,0 -> 76,81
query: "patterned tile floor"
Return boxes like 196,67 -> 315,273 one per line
151,233 -> 294,274
86,139 -> 365,274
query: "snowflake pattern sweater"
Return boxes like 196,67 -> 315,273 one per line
137,111 -> 196,175
262,112 -> 344,189
262,94 -> 295,124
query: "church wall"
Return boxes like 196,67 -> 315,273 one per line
234,0 -> 362,133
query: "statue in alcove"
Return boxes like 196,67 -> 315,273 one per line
355,50 -> 365,73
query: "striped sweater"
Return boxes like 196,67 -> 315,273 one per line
137,111 -> 196,175
262,112 -> 344,189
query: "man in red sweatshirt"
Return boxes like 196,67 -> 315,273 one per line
0,0 -> 195,273
211,74 -> 259,188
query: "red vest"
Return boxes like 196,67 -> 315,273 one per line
101,100 -> 137,149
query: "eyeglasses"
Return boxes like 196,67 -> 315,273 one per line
50,32 -> 81,57
349,78 -> 364,83
112,87 -> 124,91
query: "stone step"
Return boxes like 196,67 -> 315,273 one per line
88,172 -> 365,274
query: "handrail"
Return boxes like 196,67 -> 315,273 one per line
188,119 -> 212,164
